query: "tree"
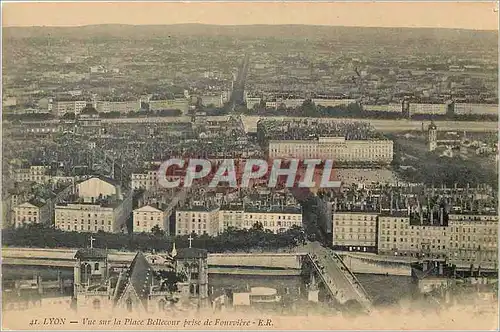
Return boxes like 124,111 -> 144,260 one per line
3,223 -> 305,253
61,112 -> 75,120
300,99 -> 320,117
151,225 -> 165,237
252,222 -> 264,231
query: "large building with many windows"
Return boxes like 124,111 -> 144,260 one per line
447,213 -> 498,267
12,165 -> 51,183
52,100 -> 88,117
258,119 -> 393,165
149,99 -> 189,113
332,212 -> 378,252
408,103 -> 448,115
175,205 -> 220,236
312,98 -> 357,108
133,204 -> 170,234
176,203 -> 303,236
377,213 -> 449,258
95,100 -> 141,114
240,205 -> 303,234
332,209 -> 498,268
218,203 -> 245,233
55,203 -> 121,233
12,199 -> 51,228
55,177 -> 132,233
131,169 -> 160,191
268,137 -> 393,164
198,94 -> 223,108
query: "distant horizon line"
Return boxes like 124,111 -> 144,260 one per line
3,23 -> 498,32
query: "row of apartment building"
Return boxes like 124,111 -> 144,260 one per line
267,136 -> 394,164
243,92 -> 498,116
49,93 -> 228,117
332,211 -> 498,267
244,95 -> 357,110
12,177 -> 133,234
9,182 -> 74,229
132,203 -> 303,236
366,102 -> 497,116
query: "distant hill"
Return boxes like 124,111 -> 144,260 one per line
2,24 -> 498,46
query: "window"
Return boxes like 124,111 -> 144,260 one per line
92,299 -> 101,310
126,298 -> 133,312
94,263 -> 99,271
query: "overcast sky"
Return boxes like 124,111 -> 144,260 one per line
2,2 -> 498,30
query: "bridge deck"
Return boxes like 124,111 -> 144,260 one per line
306,242 -> 372,311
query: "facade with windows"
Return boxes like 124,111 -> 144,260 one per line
245,97 -> 262,109
13,165 -> 51,183
377,214 -> 449,258
175,206 -> 220,236
131,170 -> 160,191
133,205 -> 170,234
332,212 -> 378,252
13,200 -> 51,228
95,100 -> 140,114
408,103 -> 447,115
447,214 -> 498,267
268,137 -> 393,164
52,100 -> 88,117
370,212 -> 498,268
312,98 -> 357,108
55,203 -> 125,233
149,99 -> 189,113
240,206 -> 303,234
55,176 -> 132,233
218,204 -> 245,233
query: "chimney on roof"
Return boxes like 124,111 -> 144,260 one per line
439,207 -> 444,226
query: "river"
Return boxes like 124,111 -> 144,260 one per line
2,265 -> 414,304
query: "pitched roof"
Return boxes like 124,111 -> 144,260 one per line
127,252 -> 154,304
77,175 -> 120,188
134,205 -> 163,213
74,248 -> 107,260
16,202 -> 39,209
176,248 -> 208,259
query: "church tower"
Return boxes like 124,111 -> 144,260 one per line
173,238 -> 209,306
427,122 -> 438,152
73,237 -> 108,297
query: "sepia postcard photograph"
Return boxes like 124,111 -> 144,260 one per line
1,1 -> 499,330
